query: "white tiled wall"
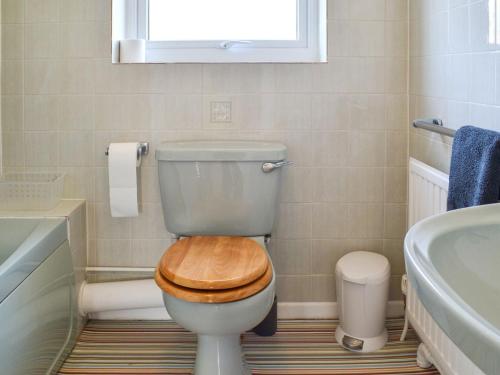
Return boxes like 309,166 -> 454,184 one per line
2,0 -> 408,302
410,0 -> 500,172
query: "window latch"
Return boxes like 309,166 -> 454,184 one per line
219,40 -> 252,49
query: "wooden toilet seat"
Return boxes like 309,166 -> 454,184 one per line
155,236 -> 273,303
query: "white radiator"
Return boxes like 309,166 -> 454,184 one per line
408,158 -> 449,228
406,158 -> 484,375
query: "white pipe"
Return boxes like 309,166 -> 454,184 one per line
78,279 -> 164,316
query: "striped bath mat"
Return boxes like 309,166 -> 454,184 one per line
59,319 -> 439,374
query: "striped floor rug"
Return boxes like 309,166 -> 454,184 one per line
59,319 -> 439,374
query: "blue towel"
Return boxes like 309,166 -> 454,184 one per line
447,126 -> 500,211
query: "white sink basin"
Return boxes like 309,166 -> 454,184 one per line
405,204 -> 500,375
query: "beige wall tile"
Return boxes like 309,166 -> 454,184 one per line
281,167 -> 314,203
347,168 -> 385,202
130,239 -> 172,267
161,94 -> 202,130
384,204 -> 407,239
25,23 -> 61,59
2,24 -> 24,59
349,21 -> 386,57
24,131 -> 58,167
130,203 -> 169,240
327,0 -> 349,20
312,167 -> 349,202
347,204 -> 384,238
58,131 -> 94,167
2,0 -> 25,23
350,94 -> 385,130
271,239 -> 312,275
60,166 -> 95,202
25,0 -> 60,23
311,275 -> 337,302
276,203 -> 313,239
60,0 -> 107,22
312,131 -> 349,167
312,203 -> 349,238
60,22 -> 99,58
386,0 -> 408,21
2,131 -> 25,167
163,65 -> 203,94
2,96 -> 23,131
311,94 -> 351,130
202,64 -> 274,94
95,203 -> 132,240
24,95 -> 59,131
384,167 -> 408,203
59,95 -> 95,131
349,0 -> 386,20
349,131 -> 386,167
2,60 -> 23,94
386,130 -> 408,167
25,60 -> 63,94
276,275 -> 312,302
274,94 -> 312,130
385,21 -> 408,57
95,239 -> 132,267
311,239 -> 347,274
274,64 -> 312,93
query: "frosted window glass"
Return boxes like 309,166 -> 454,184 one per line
149,0 -> 298,41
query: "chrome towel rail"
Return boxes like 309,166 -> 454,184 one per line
413,119 -> 456,138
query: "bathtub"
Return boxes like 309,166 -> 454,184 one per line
405,204 -> 500,375
0,217 -> 78,375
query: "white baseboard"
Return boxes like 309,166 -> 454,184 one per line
89,301 -> 404,321
278,302 -> 337,319
278,301 -> 404,320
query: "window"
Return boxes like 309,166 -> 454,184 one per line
114,0 -> 327,63
148,0 -> 298,42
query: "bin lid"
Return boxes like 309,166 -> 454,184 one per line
336,251 -> 390,285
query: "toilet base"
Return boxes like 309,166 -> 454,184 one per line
194,334 -> 250,375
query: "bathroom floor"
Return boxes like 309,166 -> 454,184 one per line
59,319 -> 439,374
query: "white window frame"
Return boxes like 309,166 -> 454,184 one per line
124,0 -> 326,63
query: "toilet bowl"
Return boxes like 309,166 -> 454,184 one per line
154,141 -> 288,375
155,236 -> 275,375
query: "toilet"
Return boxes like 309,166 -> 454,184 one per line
154,141 -> 288,375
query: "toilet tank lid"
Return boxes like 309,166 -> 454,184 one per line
156,141 -> 287,162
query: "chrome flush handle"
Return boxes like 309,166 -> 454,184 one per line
262,161 -> 294,173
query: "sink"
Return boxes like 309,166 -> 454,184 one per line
404,204 -> 500,375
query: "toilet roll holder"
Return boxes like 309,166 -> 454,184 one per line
105,142 -> 150,160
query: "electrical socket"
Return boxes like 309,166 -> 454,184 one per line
210,101 -> 232,123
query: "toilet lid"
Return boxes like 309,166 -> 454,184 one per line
159,236 -> 270,290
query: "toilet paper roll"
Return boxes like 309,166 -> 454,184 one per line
108,143 -> 140,218
119,39 -> 146,63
